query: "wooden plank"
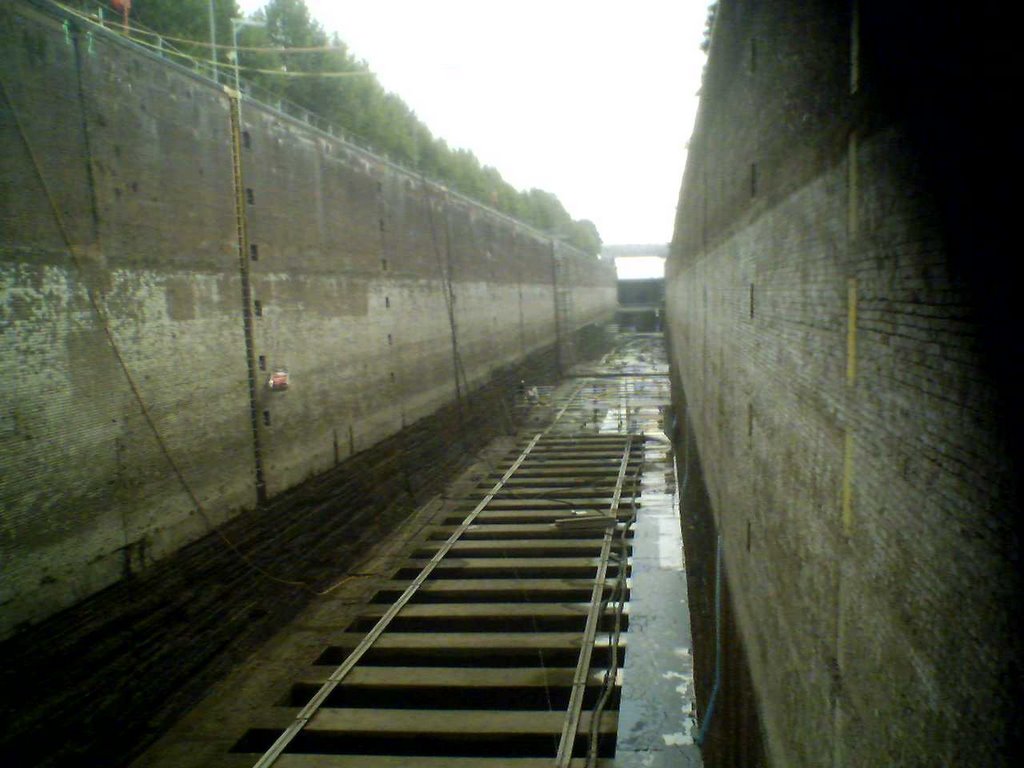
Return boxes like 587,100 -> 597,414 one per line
464,510 -> 634,522
360,602 -> 626,619
519,456 -> 634,463
493,477 -> 622,485
529,437 -> 637,444
416,540 -> 609,553
454,498 -> 635,510
491,488 -> 623,497
526,450 -> 628,456
275,756 -> 616,767
305,708 -> 618,735
531,439 -> 641,445
508,443 -> 631,453
514,441 -> 632,448
429,524 -> 615,537
241,706 -> 619,741
536,442 -> 633,449
294,666 -> 620,688
528,441 -> 633,448
403,556 -> 625,570
486,465 -> 640,476
499,454 -> 642,461
380,578 -> 624,594
329,632 -> 627,650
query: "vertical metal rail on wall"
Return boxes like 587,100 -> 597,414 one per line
70,24 -> 101,245
228,91 -> 267,503
441,192 -> 465,420
423,180 -> 466,424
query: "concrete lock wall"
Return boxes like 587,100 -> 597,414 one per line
667,1 -> 1020,766
0,0 -> 616,639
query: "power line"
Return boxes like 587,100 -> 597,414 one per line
54,1 -> 376,75
130,33 -> 372,78
122,26 -> 357,55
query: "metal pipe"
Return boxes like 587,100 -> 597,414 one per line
231,17 -> 266,97
208,0 -> 217,82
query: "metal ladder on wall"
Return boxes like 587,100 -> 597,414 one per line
228,93 -> 267,502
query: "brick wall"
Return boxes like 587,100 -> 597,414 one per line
0,0 -> 616,639
667,0 -> 1020,765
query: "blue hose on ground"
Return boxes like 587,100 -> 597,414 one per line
678,415 -> 722,747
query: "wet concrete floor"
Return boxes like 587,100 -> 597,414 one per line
555,335 -> 702,767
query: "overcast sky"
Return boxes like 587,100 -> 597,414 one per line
236,0 -> 709,253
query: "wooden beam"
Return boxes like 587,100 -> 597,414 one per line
306,708 -> 618,735
293,666 -> 621,689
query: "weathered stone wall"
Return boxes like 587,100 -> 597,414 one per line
667,0 -> 1020,765
0,0 -> 616,639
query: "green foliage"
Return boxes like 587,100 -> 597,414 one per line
136,0 -> 239,62
569,219 -> 603,255
701,2 -> 718,53
90,0 -> 602,255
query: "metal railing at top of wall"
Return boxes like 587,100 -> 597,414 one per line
31,0 -> 595,259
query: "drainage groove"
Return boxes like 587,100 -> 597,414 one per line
233,432 -> 640,768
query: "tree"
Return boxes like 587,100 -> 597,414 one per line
568,219 -> 602,256
127,0 -> 240,67
84,0 -> 604,253
701,3 -> 718,53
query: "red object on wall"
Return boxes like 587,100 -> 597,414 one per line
110,0 -> 131,30
268,370 -> 289,391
